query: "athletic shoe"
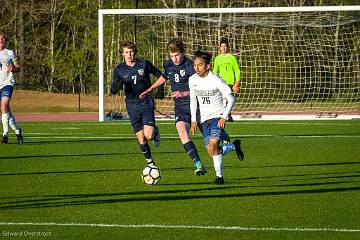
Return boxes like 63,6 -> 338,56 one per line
233,139 -> 244,161
147,159 -> 157,168
194,161 -> 207,176
2,135 -> 8,144
148,162 -> 157,168
16,128 -> 23,145
214,176 -> 224,185
153,126 -> 160,147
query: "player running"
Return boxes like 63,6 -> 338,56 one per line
110,41 -> 162,167
139,39 -> 207,176
189,50 -> 244,185
0,32 -> 23,144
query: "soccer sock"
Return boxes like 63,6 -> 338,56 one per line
221,143 -> 235,156
212,154 -> 223,177
183,141 -> 200,163
139,142 -> 153,163
1,113 -> 10,136
8,113 -> 20,134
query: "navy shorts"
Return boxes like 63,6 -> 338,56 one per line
0,85 -> 13,100
174,104 -> 191,124
201,118 -> 230,146
126,98 -> 156,133
174,102 -> 201,127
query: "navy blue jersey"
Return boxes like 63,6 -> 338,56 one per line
163,57 -> 195,106
163,57 -> 195,92
111,59 -> 163,103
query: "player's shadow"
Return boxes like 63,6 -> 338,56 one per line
0,168 -> 138,177
229,170 -> 360,182
1,160 -> 359,210
229,161 -> 360,170
0,182 -> 359,210
20,138 -> 135,145
0,152 -> 140,161
0,150 -> 184,162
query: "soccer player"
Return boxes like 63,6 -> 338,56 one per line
0,32 -> 23,144
189,50 -> 244,185
110,41 -> 161,167
139,39 -> 207,176
213,37 -> 241,122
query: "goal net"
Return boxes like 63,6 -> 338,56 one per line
98,7 -> 360,121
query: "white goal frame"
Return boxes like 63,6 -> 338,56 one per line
98,6 -> 360,122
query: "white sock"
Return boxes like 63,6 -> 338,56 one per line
212,154 -> 223,177
2,113 -> 10,136
146,158 -> 155,166
9,113 -> 19,133
222,143 -> 235,156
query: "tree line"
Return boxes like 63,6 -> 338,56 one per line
0,0 -> 358,95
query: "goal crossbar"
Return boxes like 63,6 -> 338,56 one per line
99,6 -> 360,15
98,6 -> 360,121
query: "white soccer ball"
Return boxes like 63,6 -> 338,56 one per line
142,166 -> 161,185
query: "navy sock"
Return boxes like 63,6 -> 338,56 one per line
139,142 -> 152,160
183,141 -> 200,163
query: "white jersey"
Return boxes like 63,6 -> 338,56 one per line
189,71 -> 234,123
0,48 -> 17,89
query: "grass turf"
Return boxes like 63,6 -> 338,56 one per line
0,120 -> 359,239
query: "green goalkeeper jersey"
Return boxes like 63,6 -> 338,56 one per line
213,53 -> 240,86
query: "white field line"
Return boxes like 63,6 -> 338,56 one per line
21,121 -> 360,127
22,133 -> 360,139
0,222 -> 359,233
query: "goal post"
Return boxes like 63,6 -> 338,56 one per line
98,6 -> 360,121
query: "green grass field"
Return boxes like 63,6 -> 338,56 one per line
0,120 -> 359,240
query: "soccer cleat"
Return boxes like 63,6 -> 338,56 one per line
194,161 -> 207,176
148,162 -> 157,168
153,126 -> 160,147
147,159 -> 157,168
2,135 -> 8,144
233,139 -> 244,161
16,128 -> 23,145
214,176 -> 224,185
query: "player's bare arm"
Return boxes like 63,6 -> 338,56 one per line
171,90 -> 190,98
139,75 -> 166,99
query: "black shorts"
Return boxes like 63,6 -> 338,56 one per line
126,98 -> 156,133
174,103 -> 201,128
174,104 -> 191,124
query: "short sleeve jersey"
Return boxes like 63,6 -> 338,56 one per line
0,49 -> 17,89
111,59 -> 163,103
163,57 -> 195,106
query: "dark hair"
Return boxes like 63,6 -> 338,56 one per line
167,38 -> 185,54
121,41 -> 137,54
194,50 -> 212,64
220,37 -> 229,47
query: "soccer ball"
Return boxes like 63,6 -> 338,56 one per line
142,166 -> 161,185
